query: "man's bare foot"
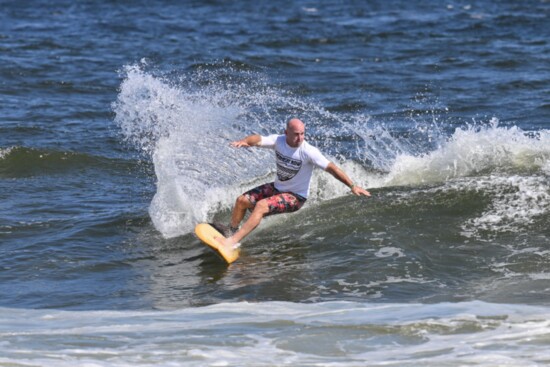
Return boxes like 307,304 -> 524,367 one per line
214,235 -> 239,251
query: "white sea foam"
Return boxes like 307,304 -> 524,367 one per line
384,118 -> 550,187
379,121 -> 550,237
374,246 -> 406,258
0,146 -> 13,160
1,301 -> 549,366
399,173 -> 550,238
461,175 -> 550,236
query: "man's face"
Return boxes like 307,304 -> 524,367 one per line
285,121 -> 305,148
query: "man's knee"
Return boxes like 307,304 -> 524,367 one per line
253,199 -> 270,215
236,194 -> 253,209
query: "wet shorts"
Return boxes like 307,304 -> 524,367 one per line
243,182 -> 306,216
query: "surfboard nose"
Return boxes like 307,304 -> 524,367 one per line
195,223 -> 241,264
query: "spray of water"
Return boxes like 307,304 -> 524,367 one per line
385,118 -> 550,186
113,62 -> 383,237
113,62 -> 550,238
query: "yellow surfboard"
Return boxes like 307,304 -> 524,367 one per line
194,223 -> 240,264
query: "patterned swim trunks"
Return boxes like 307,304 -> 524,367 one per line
243,182 -> 306,216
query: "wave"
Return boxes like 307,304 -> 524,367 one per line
113,62 -> 550,238
383,119 -> 550,187
1,301 -> 548,366
0,146 -> 138,178
113,62 -> 397,237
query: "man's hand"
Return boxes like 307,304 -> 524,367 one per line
230,135 -> 261,148
231,140 -> 250,148
351,185 -> 371,197
325,162 -> 372,198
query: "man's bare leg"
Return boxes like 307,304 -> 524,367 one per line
230,195 -> 253,229
217,200 -> 269,249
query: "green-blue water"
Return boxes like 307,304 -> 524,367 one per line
1,1 -> 549,365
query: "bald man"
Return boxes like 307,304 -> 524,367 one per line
216,118 -> 370,250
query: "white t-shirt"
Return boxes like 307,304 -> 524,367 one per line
259,134 -> 330,198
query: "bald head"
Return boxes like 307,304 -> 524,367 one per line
286,118 -> 305,130
285,118 -> 305,147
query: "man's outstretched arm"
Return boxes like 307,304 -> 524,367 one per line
325,162 -> 371,197
231,135 -> 262,148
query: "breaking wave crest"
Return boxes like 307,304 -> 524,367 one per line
113,62 -> 550,238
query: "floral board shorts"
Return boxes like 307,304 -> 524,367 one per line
243,182 -> 306,216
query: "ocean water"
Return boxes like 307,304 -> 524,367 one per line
1,0 -> 549,365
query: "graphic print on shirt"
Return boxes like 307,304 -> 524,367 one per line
276,151 -> 302,181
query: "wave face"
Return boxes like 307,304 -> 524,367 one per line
113,63 -> 550,241
110,64 -> 550,317
0,146 -> 136,178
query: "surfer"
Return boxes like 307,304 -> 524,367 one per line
216,118 -> 371,250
